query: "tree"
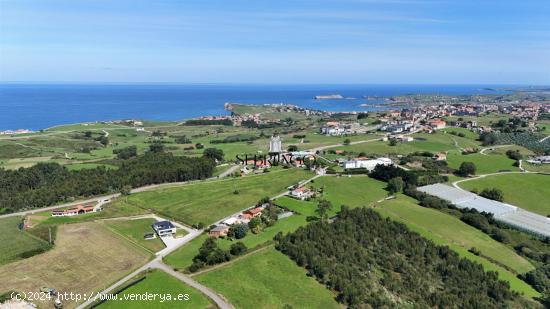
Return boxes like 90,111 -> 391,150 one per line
458,162 -> 476,176
98,136 -> 109,146
229,223 -> 248,239
229,242 -> 247,256
174,135 -> 191,144
480,188 -> 504,202
120,185 -> 132,195
316,199 -> 332,222
84,131 -> 93,138
248,217 -> 262,234
505,150 -> 522,161
389,139 -> 398,146
203,148 -> 224,161
343,139 -> 351,146
387,177 -> 404,194
149,142 -> 165,153
113,145 -> 137,159
195,143 -> 204,149
287,145 -> 298,152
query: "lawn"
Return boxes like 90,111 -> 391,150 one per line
0,222 -> 151,308
118,169 -> 314,225
274,196 -> 318,216
458,173 -> 550,216
104,218 -> 166,253
97,270 -> 214,309
375,195 -> 539,297
0,216 -> 51,266
195,247 -> 340,309
164,234 -> 209,271
313,176 -> 388,215
446,150 -> 519,174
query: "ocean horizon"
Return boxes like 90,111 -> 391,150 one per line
0,83 -> 516,131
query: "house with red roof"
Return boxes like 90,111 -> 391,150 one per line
51,204 -> 101,217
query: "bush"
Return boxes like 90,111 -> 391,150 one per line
480,188 -> 504,202
229,223 -> 248,239
230,242 -> 247,256
505,150 -> 522,161
458,162 -> 476,176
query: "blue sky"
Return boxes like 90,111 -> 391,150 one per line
0,0 -> 549,84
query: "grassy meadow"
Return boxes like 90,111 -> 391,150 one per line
104,218 -> 166,253
195,247 -> 340,309
97,270 -> 214,309
0,216 -> 51,266
459,173 -> 550,216
115,169 -> 313,226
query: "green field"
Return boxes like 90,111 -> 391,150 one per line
195,247 -> 340,309
104,218 -> 166,253
0,217 -> 51,266
116,169 -> 313,225
375,195 -> 539,297
97,270 -> 214,309
274,196 -> 317,216
446,150 -> 519,174
164,234 -> 209,271
458,173 -> 550,216
313,176 -> 388,214
326,130 -> 479,157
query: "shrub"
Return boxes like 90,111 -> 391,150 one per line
230,242 -> 247,256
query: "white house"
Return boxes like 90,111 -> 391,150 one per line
222,217 -> 241,226
343,157 -> 393,171
291,186 -> 314,200
152,221 -> 176,237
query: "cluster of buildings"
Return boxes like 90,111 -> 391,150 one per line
319,121 -> 366,136
526,156 -> 550,165
342,157 -> 393,171
0,129 -> 33,135
208,205 -> 266,238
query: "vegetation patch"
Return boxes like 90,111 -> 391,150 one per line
195,247 -> 340,309
96,269 -> 214,309
0,217 -> 52,266
117,169 -> 313,226
459,173 -> 550,216
0,222 -> 150,308
104,218 -> 166,253
276,207 -> 535,307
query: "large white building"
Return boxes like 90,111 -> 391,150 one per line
343,157 -> 393,171
269,134 -> 282,153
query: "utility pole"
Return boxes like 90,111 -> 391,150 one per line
49,227 -> 52,245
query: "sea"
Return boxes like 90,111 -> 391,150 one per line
0,83 -> 514,131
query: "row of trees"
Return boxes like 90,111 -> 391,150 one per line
0,152 -> 216,213
276,207 -> 524,308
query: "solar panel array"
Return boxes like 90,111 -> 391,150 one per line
418,183 -> 550,237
